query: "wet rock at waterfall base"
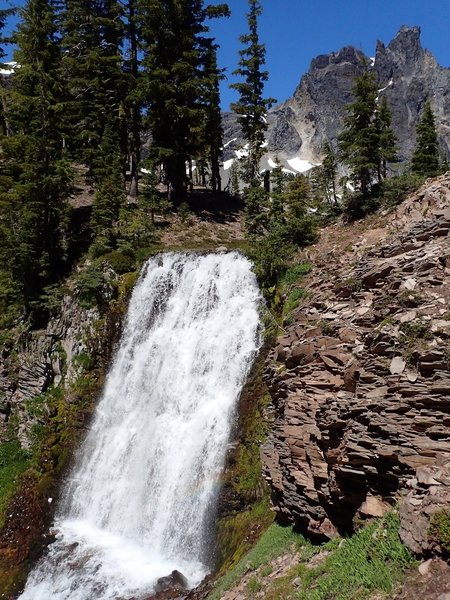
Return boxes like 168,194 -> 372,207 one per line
144,569 -> 189,599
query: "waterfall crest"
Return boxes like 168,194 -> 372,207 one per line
19,252 -> 261,600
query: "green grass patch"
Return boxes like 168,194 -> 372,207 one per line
281,263 -> 312,288
298,512 -> 415,600
210,523 -> 305,600
0,438 -> 32,529
283,288 -> 308,321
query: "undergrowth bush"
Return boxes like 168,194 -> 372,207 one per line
429,509 -> 450,554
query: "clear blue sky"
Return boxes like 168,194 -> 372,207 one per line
3,0 -> 449,110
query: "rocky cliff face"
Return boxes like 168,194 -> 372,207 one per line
262,174 -> 450,549
223,26 -> 450,170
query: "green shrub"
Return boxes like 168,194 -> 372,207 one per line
281,263 -> 312,288
102,250 -> 135,274
0,439 -> 31,528
429,509 -> 450,553
380,173 -> 425,208
283,287 -> 307,317
75,264 -> 108,308
178,202 -> 193,224
342,190 -> 380,222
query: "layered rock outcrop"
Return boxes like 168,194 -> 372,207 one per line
262,175 -> 450,546
0,271 -> 118,448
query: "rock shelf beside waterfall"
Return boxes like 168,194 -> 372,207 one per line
262,174 -> 450,551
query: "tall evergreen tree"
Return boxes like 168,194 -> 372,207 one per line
376,96 -> 398,180
321,141 -> 338,203
200,39 -> 224,192
123,0 -> 141,199
230,0 -> 275,185
0,0 -> 72,318
338,70 -> 379,196
0,7 -> 15,137
140,0 -> 228,203
411,102 -> 440,177
59,0 -> 129,243
59,0 -> 127,177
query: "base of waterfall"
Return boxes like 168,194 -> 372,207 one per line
19,519 -> 207,600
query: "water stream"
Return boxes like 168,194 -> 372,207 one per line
19,252 -> 261,600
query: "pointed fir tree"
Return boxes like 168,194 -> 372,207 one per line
411,102 -> 440,177
376,96 -> 398,180
0,7 -> 15,136
338,69 -> 379,197
59,0 -> 128,179
139,0 -> 229,203
0,0 -> 72,319
201,39 -> 225,192
230,0 -> 275,185
321,141 -> 338,203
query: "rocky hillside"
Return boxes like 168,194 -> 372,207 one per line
223,26 -> 450,173
262,174 -> 450,553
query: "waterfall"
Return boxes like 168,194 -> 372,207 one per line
19,252 -> 261,600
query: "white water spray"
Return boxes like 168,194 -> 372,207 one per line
19,252 -> 261,600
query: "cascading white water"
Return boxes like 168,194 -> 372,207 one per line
19,252 -> 261,600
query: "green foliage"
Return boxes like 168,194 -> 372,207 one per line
283,287 -> 307,318
415,105 -> 441,171
280,263 -> 312,287
211,523 -> 300,599
140,0 -> 229,202
341,190 -> 380,221
102,250 -> 135,275
230,0 -> 275,184
244,185 -> 268,233
178,201 -> 193,224
0,0 -> 73,316
380,173 -> 425,207
0,437 -> 31,529
211,512 -> 414,600
411,102 -> 441,177
74,263 -> 111,308
249,227 -> 294,282
298,512 -> 415,600
429,509 -> 450,553
339,68 -> 398,208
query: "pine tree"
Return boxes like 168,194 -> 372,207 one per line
0,0 -> 72,318
411,102 -> 440,177
376,96 -> 398,180
0,8 -> 14,136
321,141 -> 338,203
201,39 -> 224,192
230,0 -> 275,185
140,0 -> 228,203
123,0 -> 141,199
338,70 -> 379,196
60,0 -> 127,178
269,159 -> 286,226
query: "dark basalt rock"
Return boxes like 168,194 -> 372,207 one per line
154,570 -> 188,594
